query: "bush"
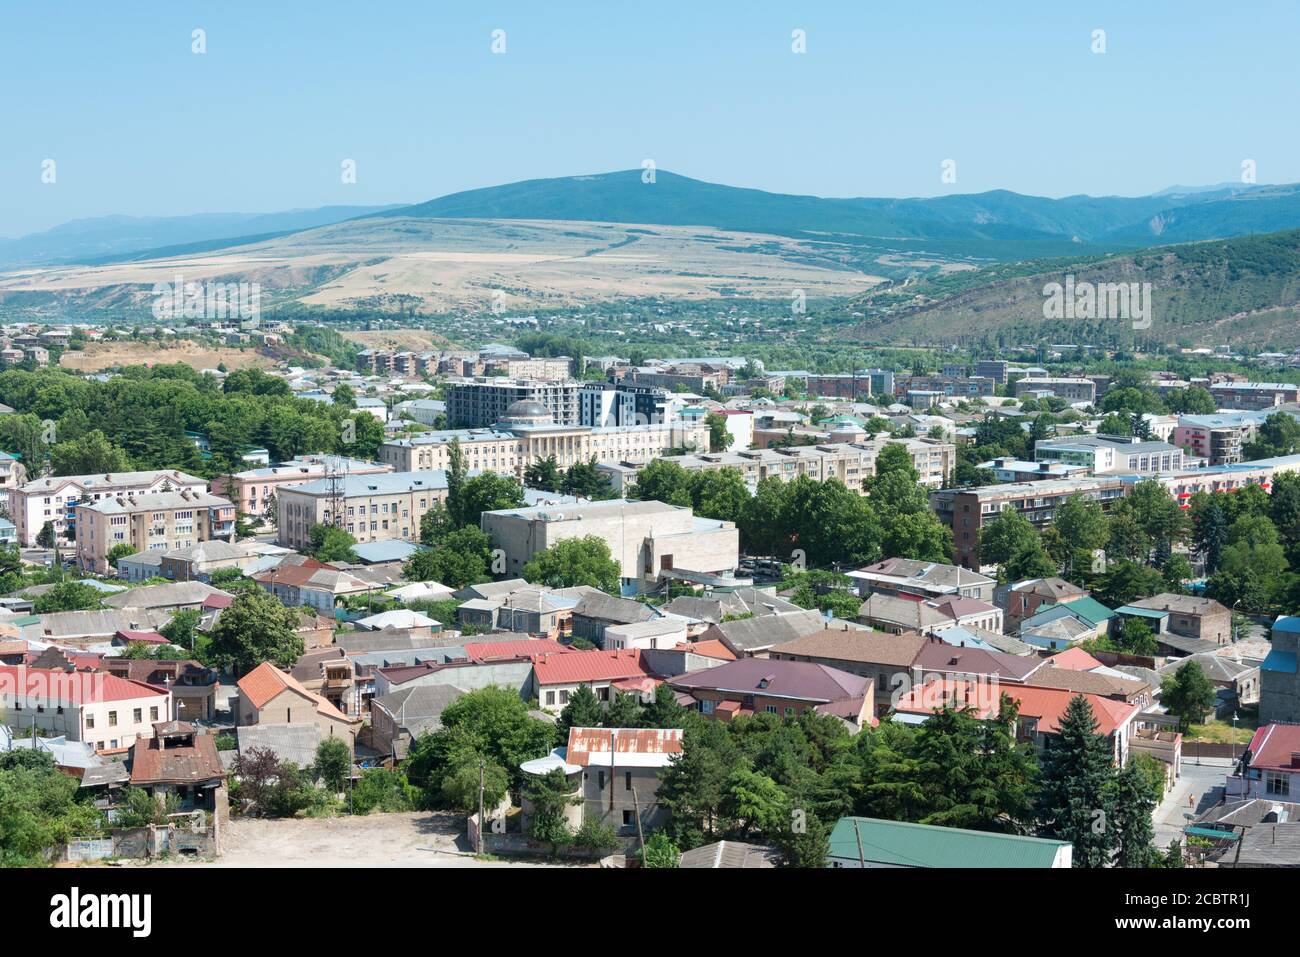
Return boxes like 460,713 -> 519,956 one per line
571,818 -> 619,851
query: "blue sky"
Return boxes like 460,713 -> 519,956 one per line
2,1 -> 1297,235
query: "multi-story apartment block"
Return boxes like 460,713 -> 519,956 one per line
624,365 -> 727,394
1209,381 -> 1300,411
12,469 -> 208,546
974,360 -> 1010,385
1013,377 -> 1097,404
579,382 -> 674,427
930,476 -> 1129,571
597,436 -> 955,495
0,450 -> 26,509
211,455 -> 393,519
74,490 -> 237,574
482,498 -> 740,594
381,402 -> 708,479
1173,411 -> 1279,465
275,471 -> 454,551
446,378 -> 582,428
805,370 -> 893,401
903,374 -> 996,398
1034,435 -> 1184,475
484,356 -> 572,380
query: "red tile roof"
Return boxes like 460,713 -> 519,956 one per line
0,664 -> 166,704
463,638 -> 571,661
894,677 -> 1139,736
532,648 -> 655,686
1245,723 -> 1300,773
1048,647 -> 1104,671
674,639 -> 737,660
237,661 -> 356,723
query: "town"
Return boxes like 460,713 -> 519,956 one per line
0,322 -> 1297,876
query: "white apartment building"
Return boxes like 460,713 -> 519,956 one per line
10,469 -> 208,546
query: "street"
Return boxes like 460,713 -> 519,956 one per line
1153,757 -> 1233,849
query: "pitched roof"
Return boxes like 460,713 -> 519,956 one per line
768,629 -> 926,668
1048,647 -> 1104,671
709,608 -> 850,654
0,665 -> 167,704
673,638 -> 737,661
679,840 -> 780,869
236,723 -> 322,767
236,662 -> 357,724
129,729 -> 224,785
371,684 -> 466,732
857,593 -> 950,630
531,648 -> 656,686
1022,664 -> 1148,699
564,726 -> 684,767
911,639 -> 1045,682
828,816 -> 1069,868
572,592 -> 660,625
1129,593 -> 1229,616
669,657 -> 868,703
1244,723 -> 1300,773
102,581 -> 232,610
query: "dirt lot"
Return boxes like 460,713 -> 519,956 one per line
149,811 -> 562,868
60,340 -> 277,373
342,329 -> 457,351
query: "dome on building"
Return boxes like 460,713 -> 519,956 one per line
500,399 -> 553,426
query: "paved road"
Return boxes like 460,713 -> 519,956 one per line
1153,757 -> 1233,848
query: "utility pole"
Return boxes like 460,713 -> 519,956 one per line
477,760 -> 486,854
852,818 -> 866,868
631,786 -> 646,861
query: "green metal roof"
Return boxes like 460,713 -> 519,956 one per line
1183,826 -> 1238,841
828,817 -> 1069,868
1037,596 -> 1115,627
1114,605 -> 1170,620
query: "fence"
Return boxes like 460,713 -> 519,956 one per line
1182,741 -> 1247,761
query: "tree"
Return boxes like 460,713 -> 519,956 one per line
524,456 -> 561,492
1110,758 -> 1159,868
449,472 -> 524,529
561,457 -> 615,500
1035,695 -> 1117,868
525,767 -> 579,852
557,685 -> 603,738
642,683 -> 689,728
159,608 -> 201,651
1161,660 -> 1217,732
705,412 -> 734,453
721,767 -> 788,838
331,384 -> 356,409
640,830 -> 681,867
106,543 -> 137,567
30,581 -> 103,613
35,521 -> 55,550
1053,493 -> 1110,580
205,587 -> 305,672
770,811 -> 830,868
404,526 -> 494,589
1243,411 -> 1300,459
49,429 -> 131,476
1127,479 -> 1187,555
602,691 -> 643,728
312,738 -> 351,793
1114,617 -> 1158,656
523,536 -> 621,593
308,523 -> 358,563
1092,559 -> 1164,608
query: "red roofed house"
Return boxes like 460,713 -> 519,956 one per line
129,720 -> 227,820
0,664 -> 170,753
235,661 -> 361,751
894,677 -> 1142,763
1228,723 -> 1300,800
531,648 -> 658,714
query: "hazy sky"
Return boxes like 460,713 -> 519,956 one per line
2,1 -> 1296,236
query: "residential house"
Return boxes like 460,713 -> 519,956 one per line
768,629 -> 928,718
847,558 -> 995,602
0,664 -> 169,753
1127,594 -> 1231,645
1227,723 -> 1300,801
234,662 -> 362,750
128,720 -> 226,818
667,657 -> 874,728
995,577 -> 1089,632
369,685 -> 466,760
99,658 -> 220,721
532,648 -> 659,714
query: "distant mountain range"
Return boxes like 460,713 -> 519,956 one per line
0,205 -> 400,268
7,171 -> 1300,269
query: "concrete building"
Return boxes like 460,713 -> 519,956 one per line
930,476 -> 1129,571
974,359 -> 1010,385
598,436 -> 955,496
1209,381 -> 1300,411
275,470 -> 459,551
1173,412 -> 1276,466
380,403 -> 708,480
211,455 -> 392,520
74,490 -> 237,574
1013,377 -> 1097,403
1034,435 -> 1184,475
482,498 -> 740,595
446,378 -> 582,428
0,664 -> 170,754
11,469 -> 208,546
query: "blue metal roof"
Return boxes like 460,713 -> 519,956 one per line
352,540 -> 425,564
1261,649 -> 1299,675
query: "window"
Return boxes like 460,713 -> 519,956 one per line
1266,772 -> 1291,797
622,810 -> 633,826
625,771 -> 632,791
133,708 -> 142,723
149,707 -> 158,721
598,771 -> 606,790
86,713 -> 94,729
108,711 -> 118,727
545,691 -> 555,706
